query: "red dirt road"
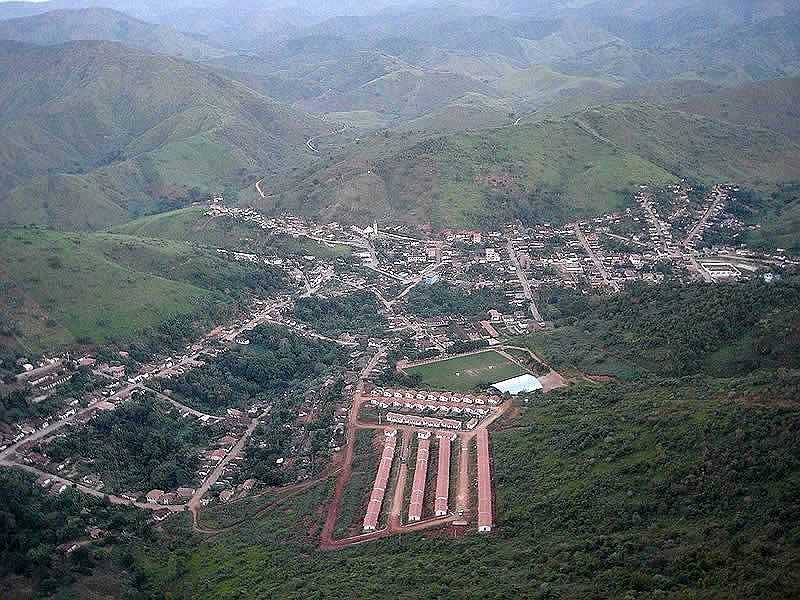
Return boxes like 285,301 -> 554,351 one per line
388,430 -> 411,529
455,434 -> 472,523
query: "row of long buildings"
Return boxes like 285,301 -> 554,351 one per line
385,412 -> 462,430
408,432 -> 431,522
363,430 -> 398,532
369,398 -> 490,418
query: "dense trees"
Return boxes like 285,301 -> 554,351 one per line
406,282 -> 510,318
0,387 -> 68,427
0,468 -> 147,593
294,291 -> 386,336
168,324 -> 344,414
534,277 -> 800,377
44,396 -> 209,493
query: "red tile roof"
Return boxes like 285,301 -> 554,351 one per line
477,429 -> 493,532
434,436 -> 452,516
363,433 -> 397,531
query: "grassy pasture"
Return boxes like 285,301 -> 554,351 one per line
406,350 -> 527,392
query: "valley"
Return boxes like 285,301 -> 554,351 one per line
0,2 -> 798,599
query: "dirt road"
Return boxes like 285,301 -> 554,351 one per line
455,436 -> 472,523
319,348 -> 386,548
388,430 -> 411,530
188,416 -> 260,521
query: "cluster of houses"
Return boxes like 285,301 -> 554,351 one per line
369,397 -> 490,425
367,387 -> 501,406
34,474 -> 73,496
144,486 -> 196,506
385,412 -> 462,431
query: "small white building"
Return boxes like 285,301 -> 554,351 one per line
489,374 -> 543,396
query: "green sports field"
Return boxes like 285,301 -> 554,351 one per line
405,350 -> 527,392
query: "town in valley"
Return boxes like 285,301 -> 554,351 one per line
0,179 -> 793,550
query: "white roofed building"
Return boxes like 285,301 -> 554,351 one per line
489,374 -> 543,395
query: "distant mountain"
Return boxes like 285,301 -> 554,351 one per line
0,7 -> 229,60
0,2 -> 55,21
557,11 -> 800,85
0,40 -> 323,230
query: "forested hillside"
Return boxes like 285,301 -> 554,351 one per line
0,40 -> 322,230
530,277 -> 800,379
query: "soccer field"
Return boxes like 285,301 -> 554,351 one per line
405,351 -> 527,392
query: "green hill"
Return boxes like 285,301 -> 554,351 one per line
274,100 -> 800,228
0,7 -> 229,60
0,227 -> 285,352
111,207 -> 349,258
674,77 -> 800,138
528,278 -> 800,379
0,40 -> 323,231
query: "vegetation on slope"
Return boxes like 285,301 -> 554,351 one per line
0,40 -> 321,230
0,468 -> 148,597
737,183 -> 800,254
165,324 -> 344,415
530,278 -> 800,379
131,374 -> 800,599
277,99 -> 800,228
112,207 -> 349,258
0,227 -> 284,352
0,7 -> 229,61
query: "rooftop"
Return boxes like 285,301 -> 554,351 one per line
489,374 -> 543,395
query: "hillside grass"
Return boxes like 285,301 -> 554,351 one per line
0,41 -> 321,231
0,228 -> 225,349
279,97 -> 800,229
113,207 -> 349,258
0,226 -> 288,351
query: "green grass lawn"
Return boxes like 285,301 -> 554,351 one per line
406,351 -> 527,392
0,228 -> 226,350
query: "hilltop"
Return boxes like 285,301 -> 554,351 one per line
0,40 -> 323,230
0,7 -> 229,60
270,95 -> 800,228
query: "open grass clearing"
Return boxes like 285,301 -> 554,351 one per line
406,350 -> 527,392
